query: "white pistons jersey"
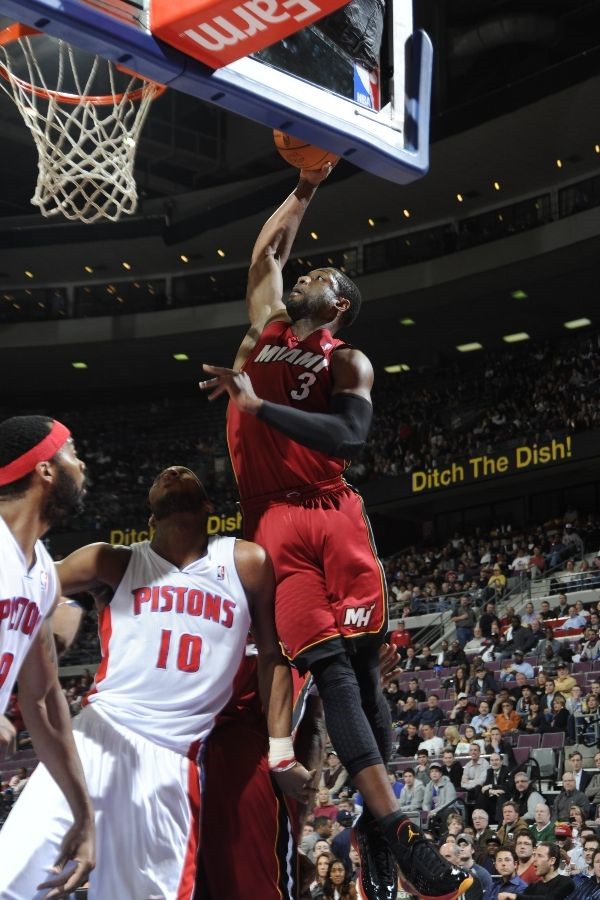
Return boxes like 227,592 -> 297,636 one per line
0,515 -> 56,714
83,535 -> 251,756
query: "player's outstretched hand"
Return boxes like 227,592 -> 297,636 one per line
200,364 -> 262,415
37,820 -> 95,898
0,714 -> 17,757
379,642 -> 401,688
273,763 -> 316,803
300,160 -> 338,186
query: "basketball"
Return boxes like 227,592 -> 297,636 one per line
273,130 -> 339,171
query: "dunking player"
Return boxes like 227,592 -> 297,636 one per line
0,414 -> 94,898
200,170 -> 472,900
0,465 -> 311,899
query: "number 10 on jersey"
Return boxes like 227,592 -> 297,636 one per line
156,629 -> 203,672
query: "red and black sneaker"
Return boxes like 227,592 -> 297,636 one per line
391,818 -> 473,900
351,815 -> 397,900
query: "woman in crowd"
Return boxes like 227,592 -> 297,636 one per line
547,694 -> 569,731
443,725 -> 462,751
320,859 -> 357,900
523,696 -> 547,734
310,853 -> 333,898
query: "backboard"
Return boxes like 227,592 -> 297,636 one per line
0,0 -> 432,184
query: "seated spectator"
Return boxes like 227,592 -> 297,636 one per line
552,772 -> 590,821
472,808 -> 495,849
479,602 -> 500,639
521,602 -> 538,626
528,803 -> 555,843
455,833 -> 494,897
313,789 -> 339,822
514,832 -> 540,884
502,617 -> 538,657
423,761 -> 457,822
537,627 -> 561,660
511,651 -> 535,680
417,694 -> 446,729
574,628 -> 600,662
547,695 -> 569,732
445,641 -> 469,669
485,725 -> 516,766
479,752 -> 511,823
389,620 -> 412,656
448,693 -> 473,725
457,725 -> 485,756
441,748 -> 465,791
464,626 -> 488,657
397,722 -> 421,757
461,743 -> 490,801
310,851 -> 333,897
471,700 -> 496,736
444,664 -> 470,698
320,751 -> 348,798
566,685 -> 585,716
403,677 -> 426,703
527,550 -> 546,581
489,845 -> 527,900
515,683 -> 535,720
507,771 -> 545,822
398,767 -> 425,825
584,751 -> 600,808
399,646 -> 420,671
538,600 -> 553,621
319,858 -> 356,900
418,722 -> 445,758
469,665 -> 497,696
552,593 -> 570,618
575,694 -> 600,746
396,696 -> 421,729
415,750 -> 432,786
495,800 -> 530,843
562,606 -> 588,631
486,566 -> 507,601
495,698 -> 522,734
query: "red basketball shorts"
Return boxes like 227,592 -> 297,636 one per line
243,481 -> 388,670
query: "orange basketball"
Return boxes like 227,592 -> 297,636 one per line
273,130 -> 339,171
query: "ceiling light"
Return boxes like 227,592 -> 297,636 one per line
180,254 -> 189,263
327,258 -> 334,264
122,261 -> 131,270
402,209 -> 410,218
84,265 -> 94,274
385,363 -> 410,373
456,342 -> 483,352
493,181 -> 501,191
564,318 -> 591,330
556,159 -> 563,169
173,353 -> 189,361
595,144 -> 600,154
24,270 -> 34,278
511,289 -> 528,300
503,332 -> 530,343
368,218 -> 375,227
456,193 -> 463,203
310,231 -> 318,240
72,361 -> 88,369
400,317 -> 415,326
217,248 -> 226,257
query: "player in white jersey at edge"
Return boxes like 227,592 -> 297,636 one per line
0,414 -> 94,898
0,463 -> 312,900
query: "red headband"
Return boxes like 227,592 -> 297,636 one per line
0,420 -> 71,487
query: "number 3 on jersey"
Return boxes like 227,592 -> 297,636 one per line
156,629 -> 202,673
291,372 -> 316,401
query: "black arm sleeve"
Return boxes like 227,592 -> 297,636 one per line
255,392 -> 372,459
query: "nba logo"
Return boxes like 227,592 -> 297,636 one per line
40,570 -> 48,589
217,565 -> 225,581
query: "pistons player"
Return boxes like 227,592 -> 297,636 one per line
0,414 -> 94,898
0,465 -> 311,899
200,169 -> 472,900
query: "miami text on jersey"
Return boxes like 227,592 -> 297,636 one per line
254,343 -> 329,373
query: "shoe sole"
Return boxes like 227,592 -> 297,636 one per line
398,872 -> 474,900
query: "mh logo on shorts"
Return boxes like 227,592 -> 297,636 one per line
343,605 -> 375,628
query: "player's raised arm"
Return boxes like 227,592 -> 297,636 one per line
17,609 -> 95,898
233,166 -> 333,370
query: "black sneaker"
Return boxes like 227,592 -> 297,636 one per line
351,815 -> 397,900
392,818 -> 473,900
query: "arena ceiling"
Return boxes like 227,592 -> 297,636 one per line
1,0 -> 600,396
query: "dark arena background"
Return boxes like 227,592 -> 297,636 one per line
2,0 -> 600,897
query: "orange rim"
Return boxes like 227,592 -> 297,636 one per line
0,22 -> 166,105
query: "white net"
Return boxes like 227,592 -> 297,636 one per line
0,31 -> 163,223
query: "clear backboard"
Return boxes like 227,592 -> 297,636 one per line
0,0 -> 432,184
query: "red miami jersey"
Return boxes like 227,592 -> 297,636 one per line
83,535 -> 251,756
0,515 -> 56,714
227,319 -> 349,501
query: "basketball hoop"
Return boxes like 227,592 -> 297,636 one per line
0,23 -> 166,223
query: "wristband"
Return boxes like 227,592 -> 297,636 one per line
268,736 -> 296,772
